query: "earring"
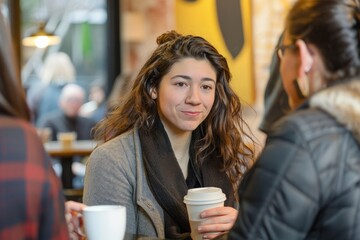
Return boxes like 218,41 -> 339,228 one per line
150,88 -> 157,99
293,75 -> 309,99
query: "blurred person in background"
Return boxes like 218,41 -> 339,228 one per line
26,51 -> 76,124
37,83 -> 96,188
0,10 -> 69,239
37,83 -> 96,141
227,0 -> 360,239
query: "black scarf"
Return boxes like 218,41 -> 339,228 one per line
139,119 -> 234,239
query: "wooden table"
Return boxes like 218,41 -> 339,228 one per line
44,140 -> 97,189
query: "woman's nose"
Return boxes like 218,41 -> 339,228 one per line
185,88 -> 201,104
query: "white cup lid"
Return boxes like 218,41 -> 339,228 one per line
183,187 -> 226,204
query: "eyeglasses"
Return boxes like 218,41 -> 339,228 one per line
276,44 -> 297,59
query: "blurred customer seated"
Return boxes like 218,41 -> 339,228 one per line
37,83 -> 96,141
26,52 -> 76,124
37,83 -> 96,189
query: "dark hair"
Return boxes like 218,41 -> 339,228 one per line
0,16 -> 30,121
95,30 -> 255,192
286,0 -> 360,83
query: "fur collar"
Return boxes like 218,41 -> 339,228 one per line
309,80 -> 360,143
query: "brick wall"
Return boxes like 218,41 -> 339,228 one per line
252,0 -> 296,109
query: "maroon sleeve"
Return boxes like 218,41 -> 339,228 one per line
0,117 -> 69,239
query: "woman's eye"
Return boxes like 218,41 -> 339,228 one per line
175,82 -> 187,87
202,85 -> 213,90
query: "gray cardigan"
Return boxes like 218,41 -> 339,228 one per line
83,129 -> 165,238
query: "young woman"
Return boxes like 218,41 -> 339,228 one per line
229,0 -> 360,239
83,31 -> 255,239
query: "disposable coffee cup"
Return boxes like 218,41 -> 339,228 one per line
82,205 -> 126,240
57,132 -> 77,148
184,187 -> 226,240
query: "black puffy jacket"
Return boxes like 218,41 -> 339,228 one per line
229,80 -> 360,239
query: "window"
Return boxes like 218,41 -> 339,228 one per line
21,0 -> 108,96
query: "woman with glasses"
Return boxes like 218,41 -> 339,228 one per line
227,0 -> 360,239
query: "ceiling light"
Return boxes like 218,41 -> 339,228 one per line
22,22 -> 61,48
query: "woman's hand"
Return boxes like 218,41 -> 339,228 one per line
65,201 -> 87,240
197,206 -> 238,239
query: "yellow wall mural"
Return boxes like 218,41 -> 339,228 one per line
175,0 -> 255,104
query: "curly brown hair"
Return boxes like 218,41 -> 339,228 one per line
95,30 -> 255,194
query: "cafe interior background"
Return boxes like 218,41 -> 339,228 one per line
1,0 -> 296,151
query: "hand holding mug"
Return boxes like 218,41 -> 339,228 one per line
65,201 -> 86,240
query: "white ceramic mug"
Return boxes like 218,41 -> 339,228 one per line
82,205 -> 126,240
